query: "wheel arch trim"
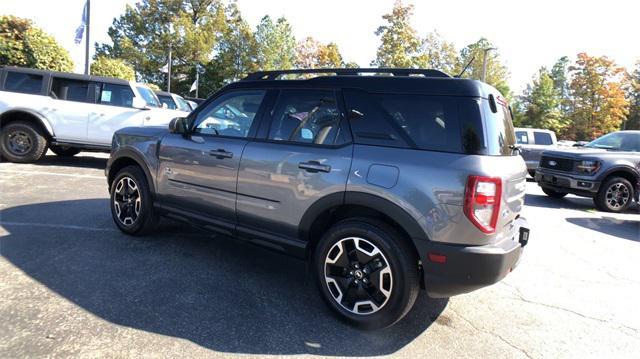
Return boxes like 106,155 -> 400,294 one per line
107,148 -> 156,195
0,108 -> 55,137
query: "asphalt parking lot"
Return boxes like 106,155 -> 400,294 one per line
1,152 -> 639,358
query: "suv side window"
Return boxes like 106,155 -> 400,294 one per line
193,90 -> 265,138
268,90 -> 342,145
4,72 -> 43,95
533,132 -> 553,145
51,78 -> 91,103
98,83 -> 134,108
515,131 -> 529,144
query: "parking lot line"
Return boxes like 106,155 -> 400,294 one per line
0,169 -> 105,180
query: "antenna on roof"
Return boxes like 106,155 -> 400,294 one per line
456,55 -> 476,78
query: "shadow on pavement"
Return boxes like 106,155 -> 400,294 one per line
525,192 -> 596,211
0,199 -> 447,356
566,216 -> 640,242
30,153 -> 108,170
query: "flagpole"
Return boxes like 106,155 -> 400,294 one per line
84,0 -> 91,75
195,70 -> 199,98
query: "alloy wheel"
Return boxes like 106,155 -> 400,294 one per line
113,176 -> 142,226
605,183 -> 630,210
324,237 -> 393,315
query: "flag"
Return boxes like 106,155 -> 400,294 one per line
189,78 -> 198,93
74,1 -> 88,45
160,63 -> 169,73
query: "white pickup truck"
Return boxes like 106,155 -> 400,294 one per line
0,66 -> 189,162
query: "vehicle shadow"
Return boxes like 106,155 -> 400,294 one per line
32,152 -> 108,170
0,199 -> 447,356
565,216 -> 640,242
524,192 -> 596,211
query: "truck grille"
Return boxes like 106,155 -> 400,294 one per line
540,156 -> 573,172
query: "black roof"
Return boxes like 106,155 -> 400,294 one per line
0,66 -> 132,86
231,68 -> 498,98
155,90 -> 173,97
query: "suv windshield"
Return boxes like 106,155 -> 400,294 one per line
136,86 -> 161,108
585,132 -> 640,152
174,95 -> 192,112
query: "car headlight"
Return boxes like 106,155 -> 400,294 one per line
576,160 -> 600,174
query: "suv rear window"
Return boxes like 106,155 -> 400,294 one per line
534,131 -> 553,145
482,98 -> 517,156
344,90 -> 461,152
4,72 -> 43,95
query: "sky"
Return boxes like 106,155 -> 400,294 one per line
2,0 -> 638,93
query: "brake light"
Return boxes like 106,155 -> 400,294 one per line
464,176 -> 502,234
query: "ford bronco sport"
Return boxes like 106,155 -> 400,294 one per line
106,68 -> 530,329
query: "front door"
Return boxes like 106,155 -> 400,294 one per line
237,89 -> 353,242
87,82 -> 143,146
156,90 -> 267,229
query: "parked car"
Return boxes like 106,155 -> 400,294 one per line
155,90 -> 193,113
106,68 -> 530,329
0,66 -> 186,163
535,131 -> 640,212
515,127 -> 557,177
185,100 -> 198,111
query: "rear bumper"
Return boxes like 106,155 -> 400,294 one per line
534,168 -> 600,196
423,217 -> 529,298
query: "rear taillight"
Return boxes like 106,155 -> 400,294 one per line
464,176 -> 502,234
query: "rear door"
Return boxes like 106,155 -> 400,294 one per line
49,77 -> 94,142
156,89 -> 267,230
236,89 -> 353,242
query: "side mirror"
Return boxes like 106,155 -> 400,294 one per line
132,97 -> 151,110
168,117 -> 189,136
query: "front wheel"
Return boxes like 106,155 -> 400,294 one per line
542,187 -> 568,198
594,177 -> 634,213
110,165 -> 157,235
313,218 -> 420,329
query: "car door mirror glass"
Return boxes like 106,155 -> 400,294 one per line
169,117 -> 189,136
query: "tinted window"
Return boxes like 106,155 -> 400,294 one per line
534,132 -> 553,145
268,90 -> 341,145
51,78 -> 91,102
482,99 -> 516,156
136,86 -> 160,107
4,72 -> 43,94
515,131 -> 529,144
157,95 -> 177,109
194,90 -> 265,138
374,94 -> 461,152
99,83 -> 134,108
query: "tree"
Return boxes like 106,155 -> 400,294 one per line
371,1 -> 425,68
295,37 -> 344,68
95,0 -> 225,94
457,38 -> 511,97
255,15 -> 296,70
623,61 -> 640,130
421,31 -> 458,74
0,15 -> 73,72
567,53 -> 629,140
90,56 -> 135,80
518,67 -> 567,133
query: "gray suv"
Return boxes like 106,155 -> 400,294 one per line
105,68 -> 530,329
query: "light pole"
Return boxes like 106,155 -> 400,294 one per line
481,47 -> 496,82
167,23 -> 174,92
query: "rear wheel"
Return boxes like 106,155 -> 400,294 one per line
50,145 -> 81,157
0,121 -> 48,163
594,177 -> 634,213
542,187 -> 568,198
110,165 -> 157,235
313,218 -> 419,329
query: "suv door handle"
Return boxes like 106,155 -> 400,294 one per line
299,161 -> 331,173
210,149 -> 233,159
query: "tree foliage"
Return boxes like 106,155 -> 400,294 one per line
295,37 -> 344,69
371,1 -> 425,68
0,15 -> 73,72
255,16 -> 296,71
518,67 -> 567,132
90,56 -> 135,80
457,38 -> 510,96
623,61 -> 640,130
566,53 -> 629,140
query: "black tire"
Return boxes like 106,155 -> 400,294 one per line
313,218 -> 420,329
109,165 -> 157,235
50,145 -> 81,157
0,121 -> 48,163
594,176 -> 634,213
542,187 -> 568,198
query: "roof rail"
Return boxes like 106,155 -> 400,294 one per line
242,68 -> 451,81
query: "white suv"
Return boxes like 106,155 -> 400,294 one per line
0,66 -> 189,162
